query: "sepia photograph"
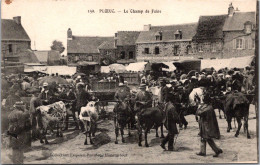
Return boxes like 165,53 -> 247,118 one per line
1,0 -> 258,164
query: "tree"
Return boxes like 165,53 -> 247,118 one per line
50,40 -> 65,54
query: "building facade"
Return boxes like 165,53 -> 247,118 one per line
135,23 -> 197,62
66,28 -> 114,66
1,16 -> 31,69
192,15 -> 227,59
115,31 -> 140,64
222,3 -> 256,58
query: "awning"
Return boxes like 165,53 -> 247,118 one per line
162,62 -> 177,72
201,55 -> 254,71
109,64 -> 126,73
78,61 -> 99,66
45,66 -> 77,76
101,66 -> 110,73
125,62 -> 148,72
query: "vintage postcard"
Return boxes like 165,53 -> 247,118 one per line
1,0 -> 258,164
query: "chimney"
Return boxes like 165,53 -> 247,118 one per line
114,33 -> 118,47
13,16 -> 21,25
67,28 -> 72,40
143,24 -> 151,31
228,3 -> 234,16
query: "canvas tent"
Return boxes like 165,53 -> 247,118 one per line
126,62 -> 147,72
201,55 -> 254,71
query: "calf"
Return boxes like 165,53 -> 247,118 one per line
79,101 -> 99,145
35,101 -> 67,144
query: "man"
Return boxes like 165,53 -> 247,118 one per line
114,82 -> 131,102
160,92 -> 180,151
158,79 -> 168,104
5,91 -> 21,111
21,77 -> 31,91
8,102 -> 31,164
38,82 -> 54,105
76,83 -> 92,131
135,83 -> 153,111
59,85 -> 77,130
196,94 -> 222,157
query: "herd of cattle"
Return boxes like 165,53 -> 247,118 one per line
22,85 -> 256,148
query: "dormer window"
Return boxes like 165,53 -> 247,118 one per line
174,30 -> 182,39
244,21 -> 252,34
155,31 -> 162,41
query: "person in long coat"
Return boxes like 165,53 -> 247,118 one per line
196,94 -> 222,157
76,83 -> 91,131
8,102 -> 31,164
160,92 -> 180,151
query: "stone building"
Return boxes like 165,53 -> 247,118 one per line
98,39 -> 117,65
135,23 -> 197,62
222,3 -> 256,58
192,15 -> 227,59
1,16 -> 32,70
115,31 -> 140,64
66,28 -> 114,66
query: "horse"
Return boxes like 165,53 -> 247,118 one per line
113,100 -> 133,144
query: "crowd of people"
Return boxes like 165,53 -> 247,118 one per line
1,64 -> 256,163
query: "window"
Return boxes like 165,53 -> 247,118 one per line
186,45 -> 192,54
129,51 -> 134,59
211,43 -> 216,52
174,45 -> 179,56
8,44 -> 12,53
87,56 -> 93,61
120,51 -> 125,59
236,38 -> 243,49
198,45 -> 203,52
245,24 -> 252,34
144,48 -> 149,54
155,32 -> 162,41
75,55 -> 79,61
154,47 -> 160,54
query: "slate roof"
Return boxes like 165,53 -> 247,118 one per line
67,36 -> 114,54
193,15 -> 227,41
19,50 -> 39,63
98,40 -> 116,49
136,23 -> 197,43
1,19 -> 30,41
223,12 -> 256,31
34,51 -> 49,63
117,31 -> 140,45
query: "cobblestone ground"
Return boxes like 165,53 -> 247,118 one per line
1,104 -> 258,164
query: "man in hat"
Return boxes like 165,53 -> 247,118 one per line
158,79 -> 168,104
38,82 -> 54,105
59,85 -> 77,130
21,76 -> 31,91
114,82 -> 131,102
76,83 -> 92,131
196,94 -> 222,157
160,92 -> 180,151
135,83 -> 153,117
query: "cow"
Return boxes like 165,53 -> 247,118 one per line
79,101 -> 99,145
35,101 -> 67,144
137,103 -> 165,147
113,101 -> 133,144
225,92 -> 251,139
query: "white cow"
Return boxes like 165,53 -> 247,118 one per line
79,101 -> 99,145
189,87 -> 205,106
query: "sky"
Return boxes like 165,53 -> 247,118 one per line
1,0 -> 257,55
